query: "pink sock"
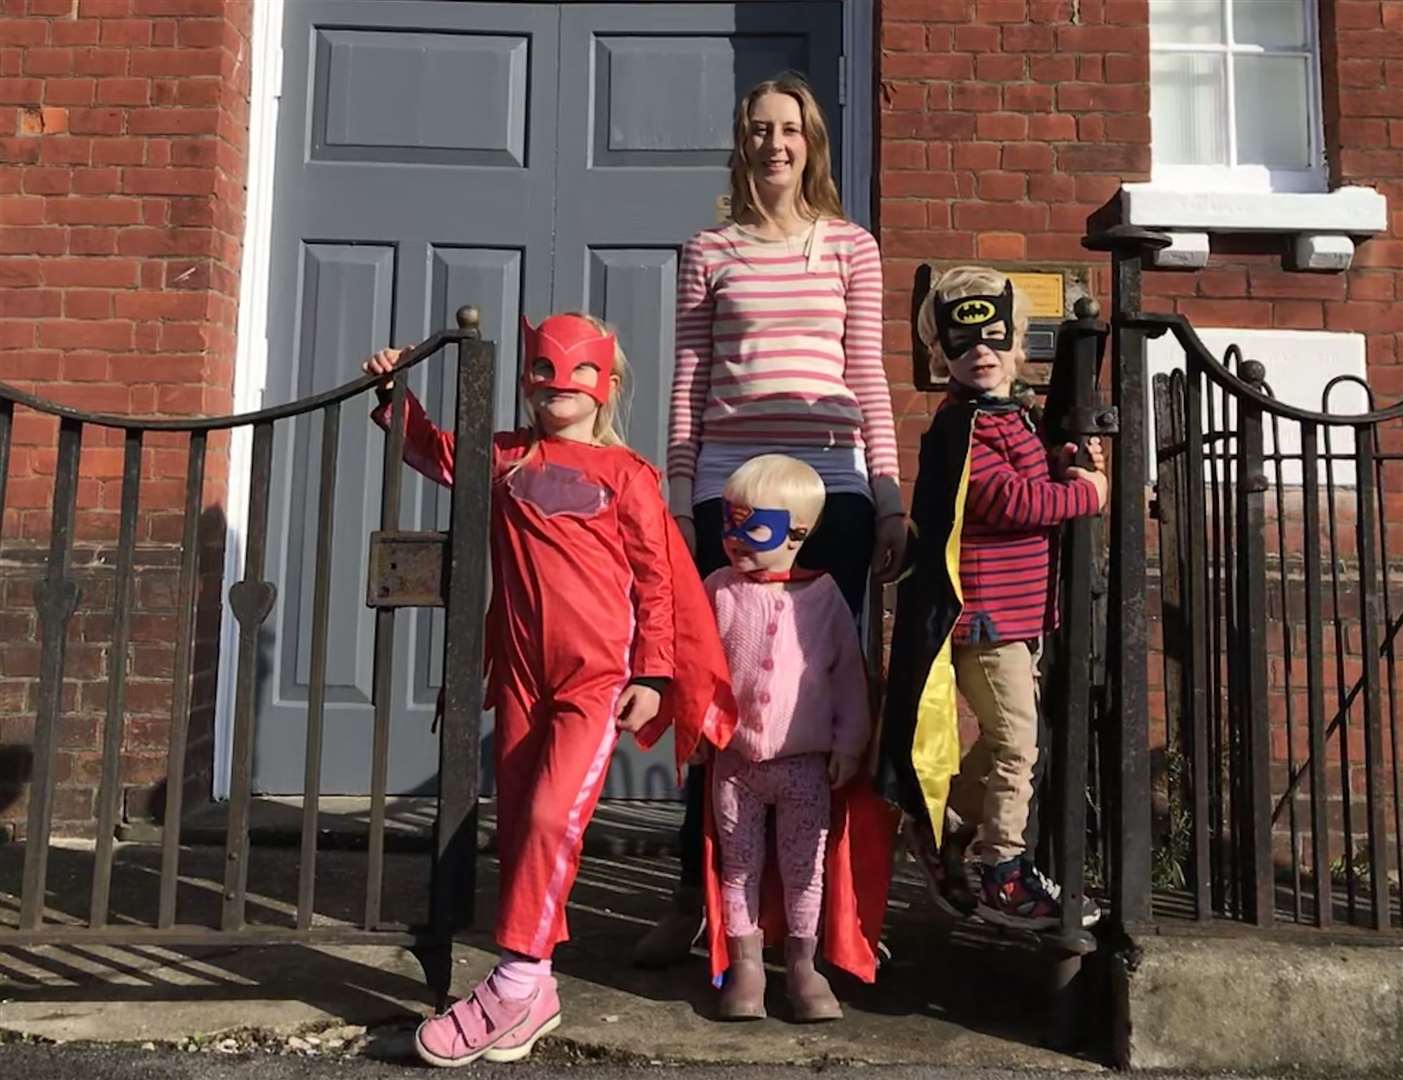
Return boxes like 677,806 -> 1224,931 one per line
489,949 -> 551,1002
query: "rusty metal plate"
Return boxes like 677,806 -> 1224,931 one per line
366,530 -> 447,608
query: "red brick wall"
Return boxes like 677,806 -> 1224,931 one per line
876,0 -> 1151,493
0,0 -> 252,837
874,0 -> 1403,873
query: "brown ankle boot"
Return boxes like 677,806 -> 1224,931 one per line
717,931 -> 767,1020
631,886 -> 703,969
784,935 -> 841,1022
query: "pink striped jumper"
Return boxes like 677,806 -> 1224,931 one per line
666,219 -> 902,519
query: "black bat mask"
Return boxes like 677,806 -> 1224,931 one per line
933,280 -> 1015,358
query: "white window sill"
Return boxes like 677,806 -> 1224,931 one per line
1113,184 -> 1388,271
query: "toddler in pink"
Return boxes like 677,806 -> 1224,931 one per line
705,454 -> 870,1022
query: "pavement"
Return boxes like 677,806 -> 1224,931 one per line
0,800 -> 1103,1072
0,1043 -> 1327,1080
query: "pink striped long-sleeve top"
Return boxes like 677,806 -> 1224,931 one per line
666,219 -> 900,517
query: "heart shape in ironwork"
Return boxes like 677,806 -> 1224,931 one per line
228,580 -> 277,629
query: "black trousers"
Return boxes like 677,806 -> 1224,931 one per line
677,492 -> 875,888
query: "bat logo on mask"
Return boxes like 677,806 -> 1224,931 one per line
953,300 -> 995,324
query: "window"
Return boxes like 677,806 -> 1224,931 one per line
1149,0 -> 1325,193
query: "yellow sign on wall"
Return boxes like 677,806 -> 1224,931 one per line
1008,272 -> 1065,319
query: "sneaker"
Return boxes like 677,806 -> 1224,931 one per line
976,857 -> 1060,930
483,976 -> 562,1063
413,978 -> 534,1068
1021,858 -> 1102,929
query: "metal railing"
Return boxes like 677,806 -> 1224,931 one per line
0,307 -> 494,1004
1092,227 -> 1403,934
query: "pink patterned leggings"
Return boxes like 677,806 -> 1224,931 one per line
712,750 -> 830,939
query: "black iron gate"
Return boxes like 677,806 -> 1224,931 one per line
0,308 -> 493,1003
1092,227 -> 1403,934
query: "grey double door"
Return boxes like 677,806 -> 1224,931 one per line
251,1 -> 844,796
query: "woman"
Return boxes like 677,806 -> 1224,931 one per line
634,72 -> 905,969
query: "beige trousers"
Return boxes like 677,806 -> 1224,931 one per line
947,640 -> 1040,865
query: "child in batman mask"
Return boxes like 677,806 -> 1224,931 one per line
878,267 -> 1108,930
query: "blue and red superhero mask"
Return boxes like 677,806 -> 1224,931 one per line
722,500 -> 811,552
520,314 -> 617,406
933,280 -> 1015,359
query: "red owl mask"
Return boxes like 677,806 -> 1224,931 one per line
520,314 -> 617,406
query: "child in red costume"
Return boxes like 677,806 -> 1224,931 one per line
363,313 -> 734,1067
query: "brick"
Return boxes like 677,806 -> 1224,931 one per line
63,290 -> 113,319
882,52 -> 973,80
67,106 -> 124,135
976,171 -> 1026,201
0,19 -> 46,45
881,81 -> 926,113
96,76 -> 149,105
882,170 -> 960,199
1348,272 -> 1396,301
976,232 -> 1027,260
1029,55 -> 1077,84
71,166 -> 120,194
1028,173 -> 1076,202
112,290 -> 207,320
1338,58 -> 1385,88
1,288 -> 59,317
1339,88 -> 1403,118
954,24 -> 1000,51
45,195 -> 141,225
1006,142 -> 1058,173
950,81 -> 1000,111
72,48 -> 129,77
1335,0 -> 1384,28
122,166 -> 214,196
952,201 -> 1049,232
38,135 -> 92,164
68,227 -> 118,255
90,138 -> 143,165
1027,113 -> 1076,141
1177,299 -> 1275,329
1273,301 -> 1326,329
976,112 -> 1027,140
42,77 -> 95,105
40,257 -> 139,288
976,0 -> 1027,22
129,47 -> 223,78
127,106 -> 218,134
883,0 -> 972,21
1059,142 -> 1150,173
0,225 -> 65,255
975,53 -> 1024,81
920,111 -> 977,140
0,76 -> 41,103
23,47 -> 74,77
1250,268 -> 1348,302
1002,82 -> 1055,112
1336,29 -> 1403,58
952,141 -> 1001,171
0,193 -> 42,223
1326,301 -> 1403,332
37,319 -> 134,350
881,139 -> 926,170
100,18 -> 153,45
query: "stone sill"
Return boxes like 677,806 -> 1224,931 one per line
1107,184 -> 1389,272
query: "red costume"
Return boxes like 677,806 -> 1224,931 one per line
372,369 -> 734,960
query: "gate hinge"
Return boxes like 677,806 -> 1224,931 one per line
838,56 -> 847,106
1064,404 -> 1119,436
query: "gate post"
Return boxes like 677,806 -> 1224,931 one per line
1082,225 -> 1169,931
425,307 -> 495,1007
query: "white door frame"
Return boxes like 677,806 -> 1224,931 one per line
215,0 -> 876,799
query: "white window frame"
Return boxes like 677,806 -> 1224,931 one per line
1149,0 -> 1327,194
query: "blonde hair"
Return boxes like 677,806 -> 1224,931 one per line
916,265 -> 1030,378
729,73 -> 845,226
722,454 -> 826,529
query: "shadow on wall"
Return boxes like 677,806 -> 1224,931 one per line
0,745 -> 33,822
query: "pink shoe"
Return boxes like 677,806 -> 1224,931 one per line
413,978 -> 532,1068
483,976 -> 561,1062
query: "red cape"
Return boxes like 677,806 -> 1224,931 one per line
704,773 -> 897,984
634,517 -> 738,776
